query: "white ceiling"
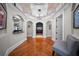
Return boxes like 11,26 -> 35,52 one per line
16,3 -> 64,17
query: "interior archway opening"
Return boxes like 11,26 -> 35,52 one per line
36,22 -> 43,36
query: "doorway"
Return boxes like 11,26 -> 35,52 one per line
36,22 -> 43,35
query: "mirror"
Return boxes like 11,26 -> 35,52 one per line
13,15 -> 24,34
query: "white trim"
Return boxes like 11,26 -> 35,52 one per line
54,17 -> 56,41
33,22 -> 36,38
43,22 -> 46,38
4,38 -> 26,56
62,11 -> 65,40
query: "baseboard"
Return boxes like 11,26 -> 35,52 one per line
4,38 -> 26,56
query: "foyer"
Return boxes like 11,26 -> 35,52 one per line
0,3 -> 79,56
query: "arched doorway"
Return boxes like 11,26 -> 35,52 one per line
27,21 -> 33,37
36,22 -> 43,35
46,21 -> 52,37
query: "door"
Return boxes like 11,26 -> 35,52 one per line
56,15 -> 63,40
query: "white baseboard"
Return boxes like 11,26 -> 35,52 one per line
4,38 -> 26,56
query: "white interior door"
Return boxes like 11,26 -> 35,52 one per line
56,15 -> 63,40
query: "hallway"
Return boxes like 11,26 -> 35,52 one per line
9,37 -> 54,56
0,3 -> 79,56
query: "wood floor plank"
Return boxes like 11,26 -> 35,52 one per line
9,37 -> 54,56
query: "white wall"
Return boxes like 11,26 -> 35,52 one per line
53,4 -> 79,40
73,29 -> 79,37
53,4 -> 72,40
72,4 -> 79,38
0,4 -> 27,55
64,5 -> 72,40
63,4 -> 79,40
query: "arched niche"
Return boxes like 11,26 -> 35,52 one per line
36,22 -> 43,35
27,21 -> 33,37
46,21 -> 52,37
13,15 -> 24,34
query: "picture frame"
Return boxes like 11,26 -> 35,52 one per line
73,5 -> 79,29
0,4 -> 7,30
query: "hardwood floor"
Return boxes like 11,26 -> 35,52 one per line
9,37 -> 54,56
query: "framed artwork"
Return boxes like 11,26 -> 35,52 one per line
0,4 -> 7,30
73,5 -> 79,29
